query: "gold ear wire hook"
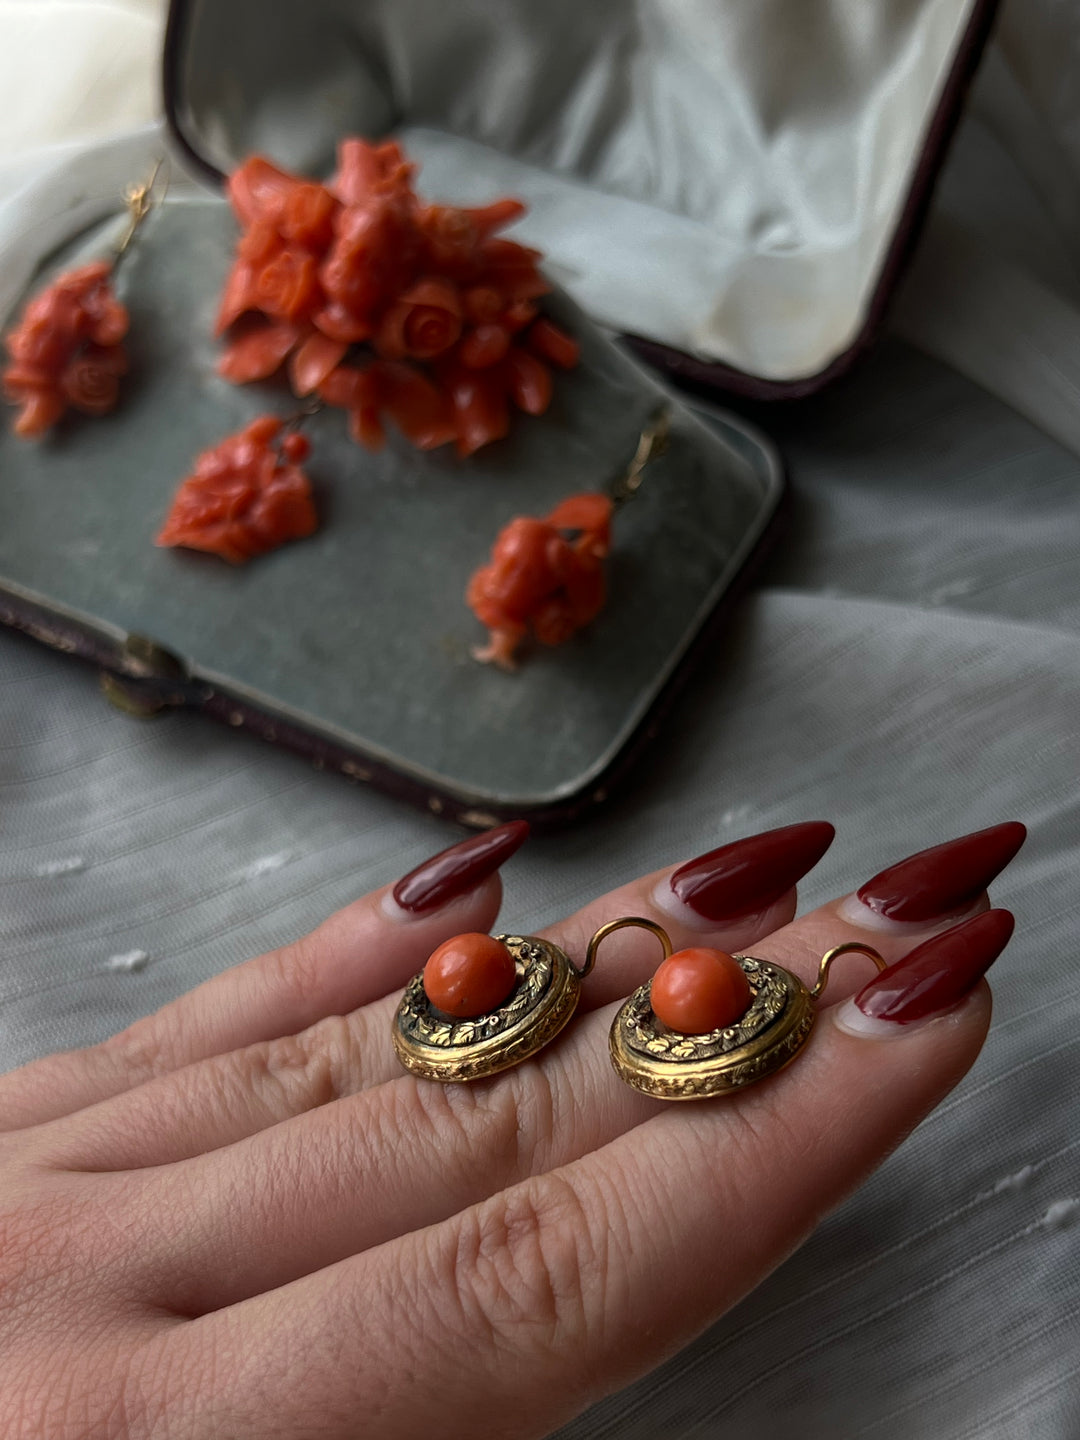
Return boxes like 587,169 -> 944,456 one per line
610,405 -> 671,509
582,916 -> 673,980
116,157 -> 168,259
282,397 -> 326,435
809,942 -> 887,1001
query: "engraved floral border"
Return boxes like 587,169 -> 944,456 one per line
618,957 -> 792,1061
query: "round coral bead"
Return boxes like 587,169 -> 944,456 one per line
423,933 -> 518,1019
649,947 -> 752,1034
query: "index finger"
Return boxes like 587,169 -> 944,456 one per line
0,823 -> 528,1129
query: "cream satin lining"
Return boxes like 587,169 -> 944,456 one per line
0,0 -> 161,153
177,0 -> 976,380
7,0 -> 1074,457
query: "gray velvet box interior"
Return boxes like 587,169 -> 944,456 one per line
0,198 -> 781,810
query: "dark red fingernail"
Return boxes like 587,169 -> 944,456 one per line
393,821 -> 529,913
669,821 -> 835,922
854,909 -> 1015,1022
857,822 -> 1026,922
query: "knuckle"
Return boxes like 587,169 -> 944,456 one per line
454,1175 -> 601,1355
264,932 -> 325,1016
250,1011 -> 368,1113
410,1063 -> 557,1191
99,1019 -> 170,1090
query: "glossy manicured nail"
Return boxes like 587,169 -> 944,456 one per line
666,822 -> 835,923
857,822 -> 1026,923
393,821 -> 529,914
836,909 -> 1014,1035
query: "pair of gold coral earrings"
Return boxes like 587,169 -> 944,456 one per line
392,919 -> 886,1099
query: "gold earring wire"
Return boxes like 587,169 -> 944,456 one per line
583,915 -> 672,977
115,157 -> 168,261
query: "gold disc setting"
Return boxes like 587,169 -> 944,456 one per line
392,935 -> 581,1083
609,956 -> 815,1100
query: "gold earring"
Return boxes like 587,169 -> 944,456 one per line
600,918 -> 886,1100
392,930 -> 595,1083
3,160 -> 165,440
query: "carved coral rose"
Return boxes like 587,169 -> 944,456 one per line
73,268 -> 130,347
375,278 -> 463,361
279,182 -> 337,251
254,249 -> 320,323
332,139 -> 416,206
7,285 -> 86,370
319,197 -> 419,329
59,344 -> 127,416
7,312 -> 71,373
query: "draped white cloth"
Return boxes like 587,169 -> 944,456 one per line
1,4 -> 1078,1437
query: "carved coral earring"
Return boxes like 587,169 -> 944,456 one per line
465,405 -> 671,668
602,918 -> 886,1100
156,409 -> 319,565
2,161 -> 164,439
392,928 -> 596,1082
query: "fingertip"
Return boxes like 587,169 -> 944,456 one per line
844,907 -> 1015,1025
664,821 -> 836,926
652,878 -> 799,940
391,821 -> 529,915
855,821 -> 1027,924
379,869 -> 504,929
834,888 -> 991,936
830,980 -> 992,1047
292,872 -> 507,1018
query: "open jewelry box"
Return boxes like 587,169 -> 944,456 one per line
0,0 -> 995,825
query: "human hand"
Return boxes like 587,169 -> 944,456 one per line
0,819 -> 1024,1438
